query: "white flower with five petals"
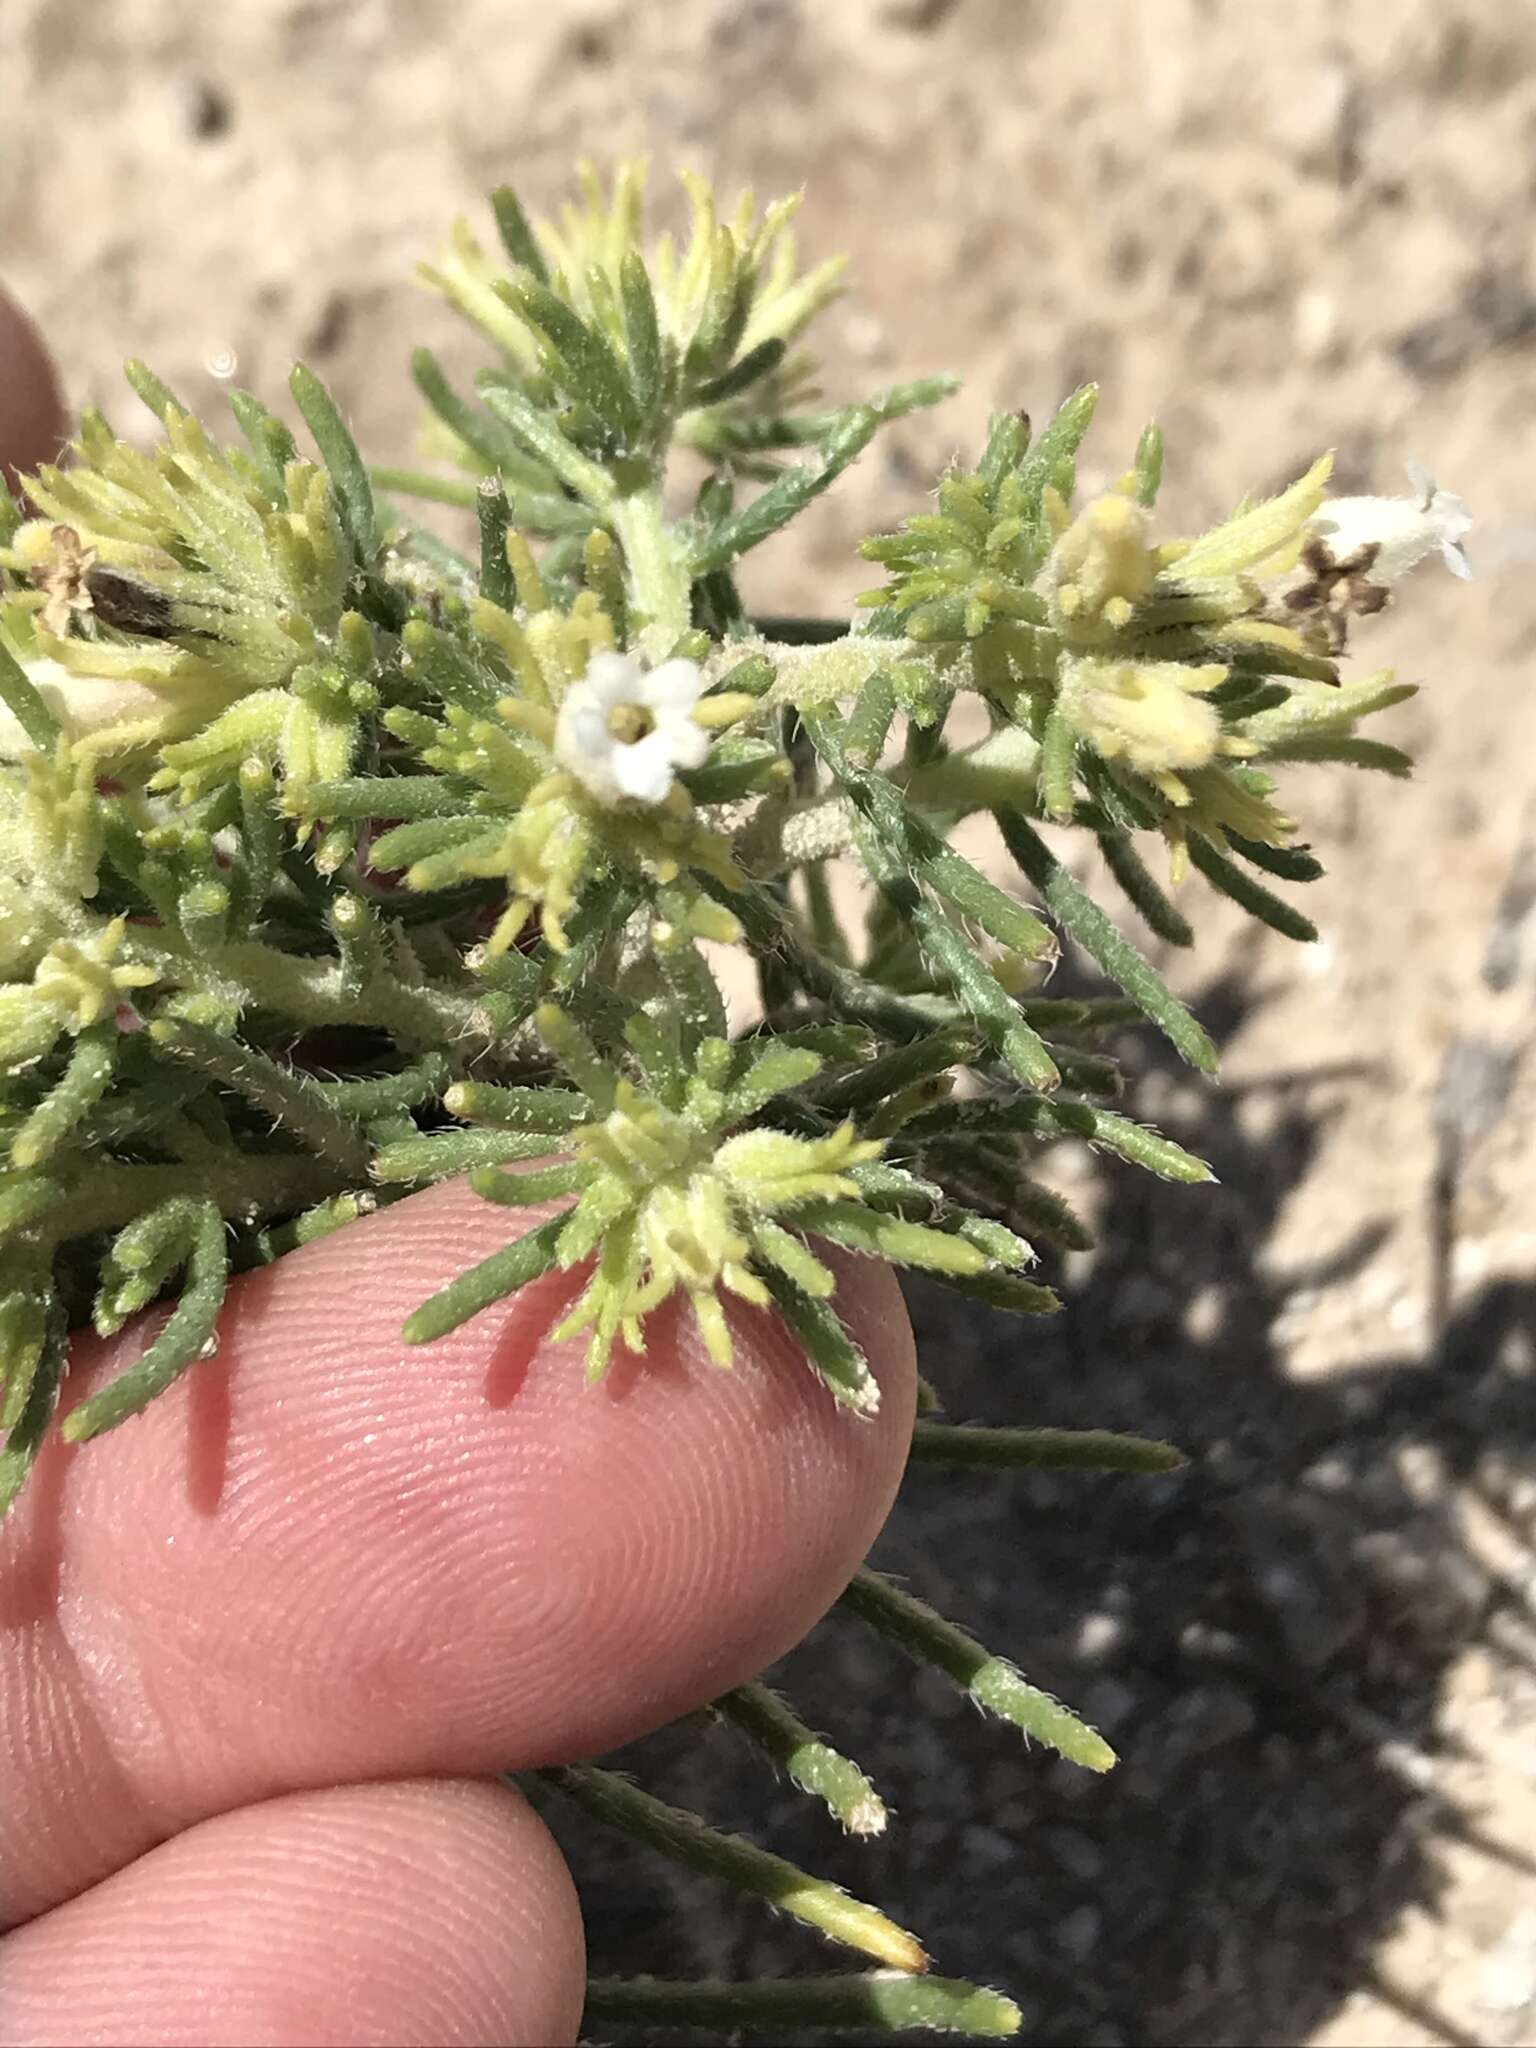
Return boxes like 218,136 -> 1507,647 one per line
1312,462 -> 1473,584
553,651 -> 711,808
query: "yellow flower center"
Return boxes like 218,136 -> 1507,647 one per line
606,702 -> 655,744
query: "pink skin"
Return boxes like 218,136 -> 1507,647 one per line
0,294 -> 919,2048
0,289 -> 67,493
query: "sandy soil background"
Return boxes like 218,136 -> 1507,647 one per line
4,2 -> 1536,2042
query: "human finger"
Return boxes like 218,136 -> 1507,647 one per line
0,1178 -> 916,1925
0,1776 -> 584,2047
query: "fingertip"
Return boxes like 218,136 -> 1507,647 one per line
242,1181 -> 918,1756
2,1183 -> 918,1922
0,287 -> 67,489
0,1778 -> 585,2048
289,1182 -> 921,1752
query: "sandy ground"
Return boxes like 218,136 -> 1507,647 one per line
4,2 -> 1536,2042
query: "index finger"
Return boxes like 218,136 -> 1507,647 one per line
0,1179 -> 916,1929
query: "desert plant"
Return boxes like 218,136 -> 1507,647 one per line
0,162 -> 1468,2037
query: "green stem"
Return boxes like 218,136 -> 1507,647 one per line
40,1154 -> 343,1249
611,485 -> 692,651
126,932 -> 480,1046
151,1020 -> 370,1175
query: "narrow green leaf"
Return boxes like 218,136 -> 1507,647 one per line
654,921 -> 730,1052
701,874 -> 936,1043
690,404 -> 883,575
1079,755 -> 1160,833
10,1027 -> 116,1170
511,280 -> 642,444
583,1975 -> 1022,2038
1132,420 -> 1163,507
410,347 -> 550,483
1018,994 -> 1142,1035
977,409 -> 1031,490
367,815 -> 500,870
474,477 -> 517,610
817,1029 -> 974,1114
123,358 -> 185,420
479,374 -> 617,510
311,1054 -> 451,1117
289,362 -> 376,563
303,776 -> 474,823
490,185 -> 549,281
1211,680 -> 1291,720
253,1193 -> 371,1264
151,1019 -> 369,1174
759,1266 -> 879,1415
541,1765 -> 926,1971
403,1211 -> 567,1344
691,335 -> 787,408
1008,1175 -> 1095,1251
618,250 -> 665,426
805,716 -> 1054,963
682,741 -> 785,804
63,1203 -> 229,1443
327,893 -> 391,1001
229,389 -> 299,495
1226,831 -> 1324,883
1039,707 -> 1078,821
851,812 -> 1059,1091
841,1568 -> 1115,1771
725,1046 -> 825,1120
0,1310 -> 65,1517
868,374 -> 960,423
441,1082 -> 591,1131
1013,383 -> 1099,524
845,1159 -> 945,1214
911,1091 -> 1212,1184
469,1162 -> 589,1206
1263,734 -> 1413,776
1096,830 -> 1196,948
845,670 -> 896,768
909,1421 -> 1184,1473
936,1267 -> 1060,1314
1187,834 -> 1318,940
997,808 -> 1217,1071
373,1128 -> 555,1183
796,1200 -> 991,1277
717,1682 -> 888,1835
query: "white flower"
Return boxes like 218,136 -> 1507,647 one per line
1312,462 -> 1473,584
553,651 -> 711,807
